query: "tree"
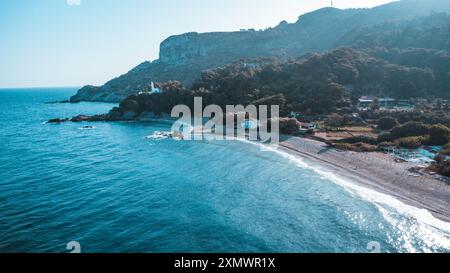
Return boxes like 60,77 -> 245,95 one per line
350,95 -> 360,108
377,116 -> 399,130
391,122 -> 430,139
428,124 -> 450,145
325,113 -> 346,128
430,158 -> 450,177
279,118 -> 300,134
398,81 -> 418,98
435,99 -> 443,110
370,99 -> 380,111
397,136 -> 425,149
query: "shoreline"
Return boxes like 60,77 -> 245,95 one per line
46,112 -> 450,223
279,135 -> 450,223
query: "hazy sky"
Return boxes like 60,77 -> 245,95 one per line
0,0 -> 394,88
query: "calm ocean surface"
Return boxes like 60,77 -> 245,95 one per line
1,88 -> 450,253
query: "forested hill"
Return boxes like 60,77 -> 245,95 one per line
104,47 -> 449,120
70,0 -> 450,103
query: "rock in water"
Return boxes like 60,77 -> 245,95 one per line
71,115 -> 90,122
47,118 -> 69,123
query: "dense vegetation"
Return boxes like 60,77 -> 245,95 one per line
334,120 -> 450,148
362,110 -> 450,127
329,112 -> 450,177
111,47 -> 449,120
70,0 -> 450,102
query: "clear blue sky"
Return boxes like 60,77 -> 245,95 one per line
0,0 -> 393,88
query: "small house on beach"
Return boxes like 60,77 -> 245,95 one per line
298,122 -> 316,132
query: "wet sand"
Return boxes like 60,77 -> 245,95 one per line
279,136 -> 450,222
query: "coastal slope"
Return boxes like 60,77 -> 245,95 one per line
70,0 -> 450,102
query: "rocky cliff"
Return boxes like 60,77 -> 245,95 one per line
70,0 -> 450,103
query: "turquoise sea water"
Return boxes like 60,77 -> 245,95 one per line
1,88 -> 450,253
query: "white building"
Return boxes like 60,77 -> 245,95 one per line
150,82 -> 161,94
138,81 -> 162,95
298,122 -> 316,132
358,96 -> 396,109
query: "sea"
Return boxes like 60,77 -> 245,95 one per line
0,87 -> 449,253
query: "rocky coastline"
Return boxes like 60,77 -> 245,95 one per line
47,109 -> 178,124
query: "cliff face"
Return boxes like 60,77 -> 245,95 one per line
159,32 -> 215,65
70,0 -> 450,103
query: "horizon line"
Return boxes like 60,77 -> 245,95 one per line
0,86 -> 82,90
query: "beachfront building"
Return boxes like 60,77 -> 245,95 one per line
358,96 -> 402,110
298,121 -> 316,132
358,96 -> 376,108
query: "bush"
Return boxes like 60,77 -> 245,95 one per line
377,116 -> 399,130
279,118 -> 300,134
429,160 -> 450,177
391,122 -> 430,139
119,98 -> 141,113
396,136 -> 425,149
428,124 -> 450,145
377,132 -> 394,143
331,143 -> 357,151
339,135 -> 377,145
331,142 -> 378,152
440,162 -> 450,177
360,110 -> 450,128
353,143 -> 378,152
378,141 -> 396,148
325,113 -> 347,127
439,143 -> 450,157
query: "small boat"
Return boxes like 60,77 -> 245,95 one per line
79,125 -> 96,130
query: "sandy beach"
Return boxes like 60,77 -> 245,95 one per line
279,136 -> 450,222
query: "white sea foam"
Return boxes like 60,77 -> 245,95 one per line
235,138 -> 450,251
145,131 -> 184,141
145,131 -> 171,140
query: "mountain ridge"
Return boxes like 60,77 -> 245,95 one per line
70,0 -> 450,103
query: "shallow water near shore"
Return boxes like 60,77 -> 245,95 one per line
1,88 -> 450,253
